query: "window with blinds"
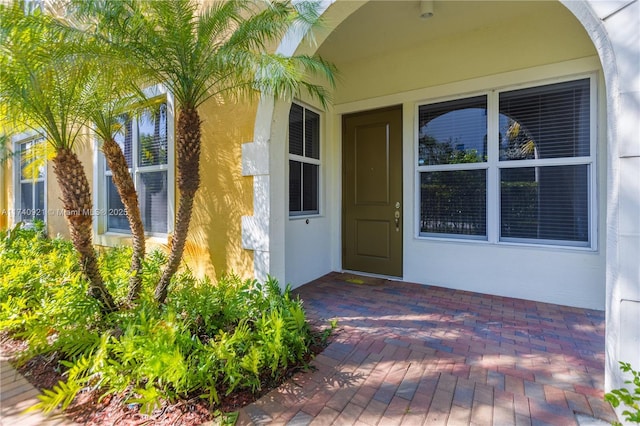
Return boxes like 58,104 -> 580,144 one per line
104,100 -> 169,235
417,77 -> 593,247
418,96 -> 488,238
16,137 -> 46,224
289,103 -> 320,216
498,78 -> 591,246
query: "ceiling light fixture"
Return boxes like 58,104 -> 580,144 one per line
420,0 -> 434,19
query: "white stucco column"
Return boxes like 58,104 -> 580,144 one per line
598,0 -> 640,397
241,0 -> 340,286
564,1 -> 640,420
241,97 -> 275,283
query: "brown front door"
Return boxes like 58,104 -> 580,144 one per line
342,105 -> 403,277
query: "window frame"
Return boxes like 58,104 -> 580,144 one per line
415,74 -> 597,250
416,93 -> 490,240
94,87 -> 175,241
13,133 -> 47,226
288,101 -> 322,218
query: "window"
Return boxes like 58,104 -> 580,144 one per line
23,0 -> 43,14
289,103 -> 320,216
499,79 -> 591,245
98,97 -> 173,236
417,77 -> 594,247
418,96 -> 488,238
14,136 -> 46,225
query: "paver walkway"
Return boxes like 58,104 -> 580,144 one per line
1,359 -> 72,425
236,272 -> 617,425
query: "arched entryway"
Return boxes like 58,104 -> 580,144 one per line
242,0 -> 638,405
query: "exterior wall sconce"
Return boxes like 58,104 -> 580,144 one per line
420,0 -> 434,19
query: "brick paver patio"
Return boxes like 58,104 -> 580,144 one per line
237,272 -> 617,425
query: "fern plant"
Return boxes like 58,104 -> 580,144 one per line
1,227 -> 332,417
29,355 -> 93,414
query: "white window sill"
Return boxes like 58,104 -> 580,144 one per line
94,232 -> 169,248
414,234 -> 597,253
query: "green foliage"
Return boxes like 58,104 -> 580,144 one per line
0,1 -> 94,152
29,355 -> 93,414
605,362 -> 640,424
1,228 -> 328,417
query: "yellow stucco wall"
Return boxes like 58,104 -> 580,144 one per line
2,106 -> 256,285
181,99 -> 256,280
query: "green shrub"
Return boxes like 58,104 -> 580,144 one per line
606,362 -> 640,424
0,223 -> 97,342
0,224 -> 326,417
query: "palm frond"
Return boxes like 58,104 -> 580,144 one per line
0,4 -> 93,151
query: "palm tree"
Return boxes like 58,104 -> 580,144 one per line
0,3 -> 117,313
81,70 -> 148,304
38,1 -> 154,304
78,0 -> 336,304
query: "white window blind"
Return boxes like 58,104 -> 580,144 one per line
499,79 -> 590,161
498,78 -> 591,245
289,103 -> 320,216
416,77 -> 593,247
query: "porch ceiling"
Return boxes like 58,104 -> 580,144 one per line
317,0 -> 566,66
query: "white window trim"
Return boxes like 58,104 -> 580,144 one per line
12,132 -> 47,227
414,73 -> 598,250
288,100 -> 323,218
93,87 -> 175,245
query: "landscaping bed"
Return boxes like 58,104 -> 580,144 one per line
0,225 -> 332,425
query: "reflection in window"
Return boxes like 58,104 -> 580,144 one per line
418,96 -> 488,238
106,176 -> 128,231
138,103 -> 168,167
499,79 -> 590,161
498,119 -> 537,161
418,96 -> 487,166
104,100 -> 169,234
110,114 -> 132,170
420,170 -> 487,237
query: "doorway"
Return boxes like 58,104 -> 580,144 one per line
342,105 -> 403,277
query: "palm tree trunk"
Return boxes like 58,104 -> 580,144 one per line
154,107 -> 201,304
52,148 -> 117,314
102,138 -> 145,303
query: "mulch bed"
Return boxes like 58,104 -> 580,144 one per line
1,331 -> 330,425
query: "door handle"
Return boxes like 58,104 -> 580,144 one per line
394,210 -> 400,231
